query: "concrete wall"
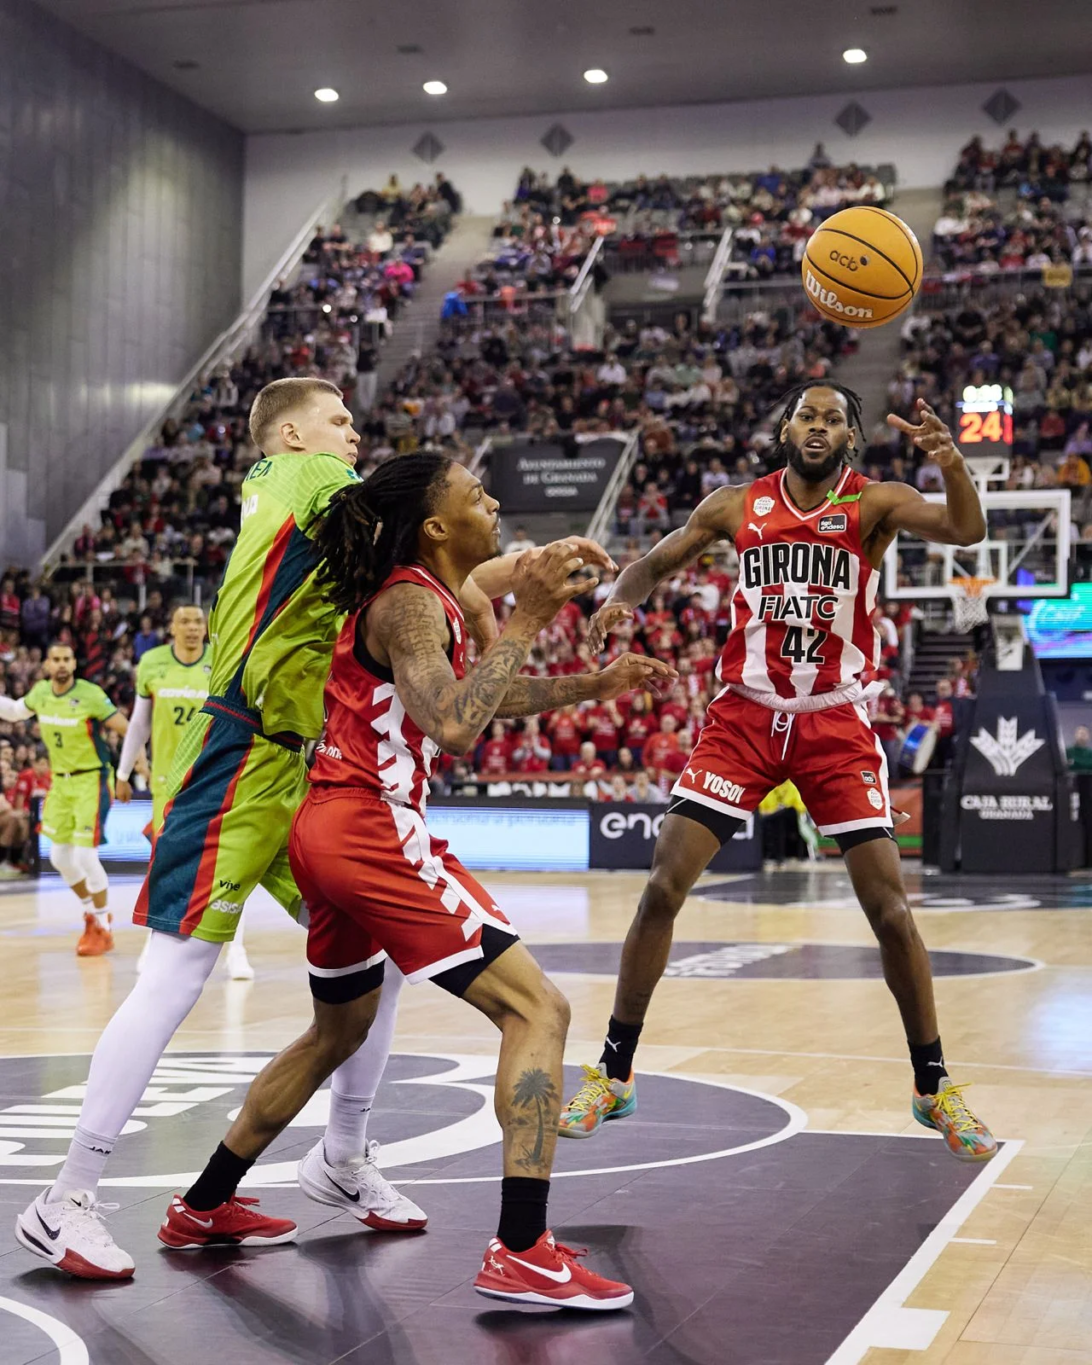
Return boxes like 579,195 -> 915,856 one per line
0,0 -> 244,563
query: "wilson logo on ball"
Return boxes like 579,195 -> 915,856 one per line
804,270 -> 874,320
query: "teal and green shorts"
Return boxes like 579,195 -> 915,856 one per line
133,701 -> 306,943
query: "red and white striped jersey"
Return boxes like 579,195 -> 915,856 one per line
309,563 -> 467,815
717,466 -> 880,702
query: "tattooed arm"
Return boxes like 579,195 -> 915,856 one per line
493,652 -> 678,718
367,541 -> 595,755
588,485 -> 744,651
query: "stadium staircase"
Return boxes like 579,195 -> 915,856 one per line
907,628 -> 974,697
372,215 -> 496,395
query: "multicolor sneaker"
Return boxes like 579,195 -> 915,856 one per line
474,1230 -> 633,1310
157,1194 -> 297,1249
558,1064 -> 636,1139
912,1078 -> 997,1162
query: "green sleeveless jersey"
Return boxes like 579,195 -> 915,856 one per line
208,451 -> 359,741
136,643 -> 212,778
24,679 -> 116,774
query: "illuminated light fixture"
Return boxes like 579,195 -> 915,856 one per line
314,87 -> 339,102
583,68 -> 609,84
842,48 -> 867,64
423,80 -> 448,95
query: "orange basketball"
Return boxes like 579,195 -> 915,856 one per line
801,206 -> 923,329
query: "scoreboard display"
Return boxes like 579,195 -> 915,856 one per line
957,383 -> 1014,451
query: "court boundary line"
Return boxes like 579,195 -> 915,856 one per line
0,1295 -> 89,1365
824,1137 -> 1023,1364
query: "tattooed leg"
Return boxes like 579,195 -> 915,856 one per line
462,943 -> 570,1178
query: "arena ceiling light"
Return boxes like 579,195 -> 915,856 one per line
583,68 -> 609,84
423,80 -> 448,95
842,48 -> 868,63
314,87 -> 339,102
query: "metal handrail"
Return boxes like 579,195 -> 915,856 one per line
702,226 -> 735,322
568,235 -> 605,318
585,429 -> 640,546
468,437 -> 491,478
41,180 -> 348,573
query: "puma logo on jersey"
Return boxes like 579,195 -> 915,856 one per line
747,522 -> 767,540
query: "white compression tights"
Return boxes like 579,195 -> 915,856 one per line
51,933 -> 406,1198
49,843 -> 107,893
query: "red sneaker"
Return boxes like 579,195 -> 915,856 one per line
474,1230 -> 633,1311
157,1194 -> 297,1249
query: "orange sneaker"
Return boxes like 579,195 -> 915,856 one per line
76,913 -> 114,957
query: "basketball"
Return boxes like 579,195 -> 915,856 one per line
801,205 -> 923,328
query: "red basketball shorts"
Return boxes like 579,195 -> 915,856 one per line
670,690 -> 892,837
289,788 -> 517,1002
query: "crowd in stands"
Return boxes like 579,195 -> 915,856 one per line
503,152 -> 891,283
882,289 -> 1092,513
947,129 -> 1091,198
932,191 -> 1092,274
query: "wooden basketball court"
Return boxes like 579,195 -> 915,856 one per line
2,865 -> 1090,1364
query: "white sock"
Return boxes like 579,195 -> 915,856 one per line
45,1126 -> 116,1203
324,962 -> 405,1166
49,930 -> 222,1200
93,908 -> 110,928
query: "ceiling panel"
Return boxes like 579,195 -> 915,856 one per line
30,0 -> 1092,134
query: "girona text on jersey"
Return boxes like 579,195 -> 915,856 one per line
719,466 -> 880,700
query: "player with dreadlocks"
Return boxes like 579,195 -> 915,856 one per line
560,383 -> 1000,1165
172,453 -> 677,1309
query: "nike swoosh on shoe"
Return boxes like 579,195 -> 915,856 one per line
326,1174 -> 361,1203
508,1255 -> 571,1283
36,1211 -> 60,1242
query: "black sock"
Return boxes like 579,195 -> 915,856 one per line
600,1015 -> 642,1081
496,1176 -> 549,1253
909,1037 -> 948,1096
184,1142 -> 254,1211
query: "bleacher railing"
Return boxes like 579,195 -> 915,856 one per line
42,179 -> 349,574
702,226 -> 736,324
585,429 -> 641,547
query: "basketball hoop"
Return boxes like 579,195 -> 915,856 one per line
949,576 -> 995,633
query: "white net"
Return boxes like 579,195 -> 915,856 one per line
950,577 -> 994,633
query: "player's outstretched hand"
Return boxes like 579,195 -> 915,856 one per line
549,536 -> 617,574
596,652 -> 678,701
886,399 -> 960,468
588,603 -> 635,654
511,540 -> 599,625
115,778 -> 133,803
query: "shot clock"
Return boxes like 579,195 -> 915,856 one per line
957,383 -> 1014,452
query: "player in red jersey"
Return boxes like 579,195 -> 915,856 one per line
174,452 -> 675,1309
560,383 -> 998,1163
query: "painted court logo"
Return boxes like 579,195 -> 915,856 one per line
0,1053 -> 797,1190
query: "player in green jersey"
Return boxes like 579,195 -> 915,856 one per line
116,605 -> 252,979
117,606 -> 211,833
0,642 -> 130,955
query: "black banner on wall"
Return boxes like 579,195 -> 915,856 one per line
941,655 -> 1076,874
487,438 -> 626,514
590,803 -> 762,872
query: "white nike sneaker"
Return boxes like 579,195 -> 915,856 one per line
224,942 -> 255,981
15,1189 -> 135,1279
297,1139 -> 427,1231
